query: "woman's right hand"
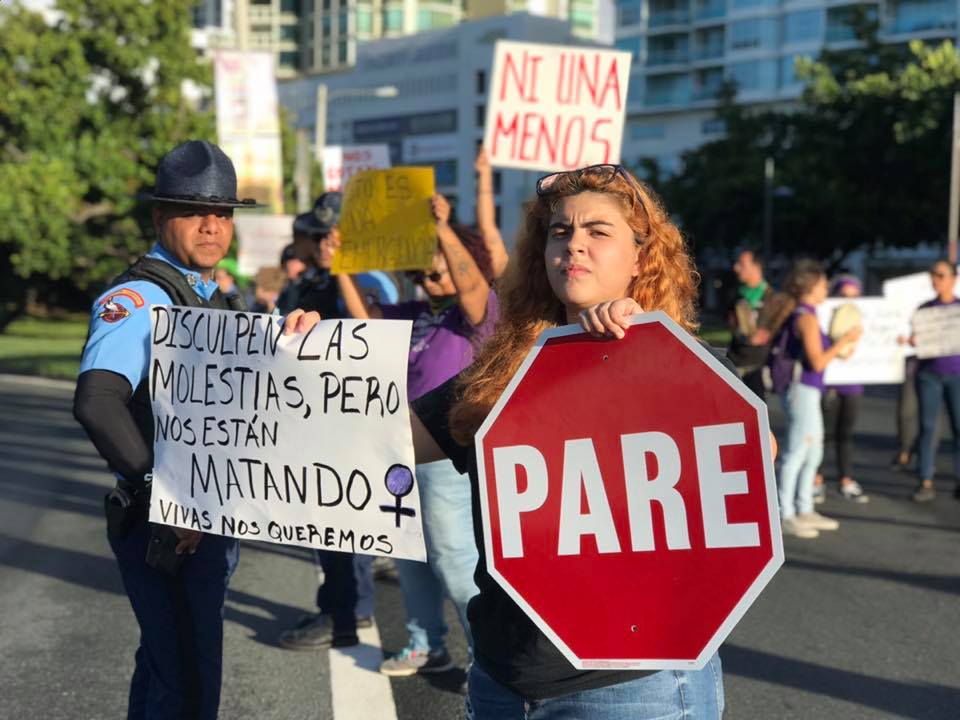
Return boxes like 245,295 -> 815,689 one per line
578,298 -> 643,339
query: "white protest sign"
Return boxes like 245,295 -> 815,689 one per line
816,298 -> 909,384
148,308 -> 425,561
484,40 -> 631,172
881,270 -> 957,357
235,214 -> 293,276
323,145 -> 391,192
913,303 -> 960,359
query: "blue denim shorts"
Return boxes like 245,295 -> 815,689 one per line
465,653 -> 724,719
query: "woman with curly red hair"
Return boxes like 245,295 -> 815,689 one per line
408,165 -> 728,718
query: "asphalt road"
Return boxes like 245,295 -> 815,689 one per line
0,374 -> 957,719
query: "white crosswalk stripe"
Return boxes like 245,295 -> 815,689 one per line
329,622 -> 399,720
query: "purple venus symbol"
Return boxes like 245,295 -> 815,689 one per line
380,464 -> 417,527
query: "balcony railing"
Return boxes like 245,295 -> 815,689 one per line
825,25 -> 857,41
692,85 -> 724,100
887,13 -> 956,34
692,45 -> 725,60
649,10 -> 691,27
644,88 -> 693,106
694,0 -> 726,21
647,49 -> 691,66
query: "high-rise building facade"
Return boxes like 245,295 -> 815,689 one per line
465,0 -> 613,41
615,0 -> 958,173
200,0 -> 465,78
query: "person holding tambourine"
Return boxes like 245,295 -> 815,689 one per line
814,275 -> 869,504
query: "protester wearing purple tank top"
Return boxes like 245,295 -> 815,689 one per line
777,261 -> 861,539
909,260 -> 960,502
337,193 -> 501,679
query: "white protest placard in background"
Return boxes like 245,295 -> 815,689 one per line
235,214 -> 293,277
484,40 -> 631,172
213,50 -> 285,213
816,298 -> 910,384
323,144 -> 391,192
881,272 -> 937,309
913,304 -> 960,359
148,308 -> 425,561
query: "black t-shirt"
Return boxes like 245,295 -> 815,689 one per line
411,342 -> 737,701
277,268 -> 343,319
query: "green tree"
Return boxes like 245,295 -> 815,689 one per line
655,19 -> 960,266
0,0 -> 214,326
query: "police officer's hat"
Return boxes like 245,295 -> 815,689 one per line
293,192 -> 342,237
152,140 -> 264,208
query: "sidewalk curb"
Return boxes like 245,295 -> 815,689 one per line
0,373 -> 76,391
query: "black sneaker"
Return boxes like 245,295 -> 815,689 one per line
890,452 -> 911,471
278,615 -> 367,650
953,483 -> 960,500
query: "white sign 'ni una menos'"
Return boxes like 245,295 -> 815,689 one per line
148,307 -> 425,561
913,303 -> 960,360
484,40 -> 631,173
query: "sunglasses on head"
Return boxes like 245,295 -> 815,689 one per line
535,164 -> 644,198
405,270 -> 445,284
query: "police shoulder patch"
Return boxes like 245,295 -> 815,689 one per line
97,287 -> 145,323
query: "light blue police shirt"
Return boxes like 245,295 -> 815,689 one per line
79,243 -> 220,390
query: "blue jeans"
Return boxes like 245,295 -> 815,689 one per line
916,369 -> 960,481
395,458 -> 479,653
778,383 -> 824,517
466,654 -> 724,719
109,523 -> 239,720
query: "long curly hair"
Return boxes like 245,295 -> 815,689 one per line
448,169 -> 699,445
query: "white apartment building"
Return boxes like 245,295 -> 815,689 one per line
615,0 -> 958,174
278,13 -> 593,239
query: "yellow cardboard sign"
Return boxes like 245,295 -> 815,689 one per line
333,167 -> 437,274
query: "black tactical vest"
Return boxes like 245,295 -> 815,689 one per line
111,257 -> 247,448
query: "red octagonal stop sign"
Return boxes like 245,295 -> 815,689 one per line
475,312 -> 783,670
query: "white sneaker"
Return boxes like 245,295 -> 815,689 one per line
782,516 -> 819,538
840,481 -> 869,503
796,511 -> 839,531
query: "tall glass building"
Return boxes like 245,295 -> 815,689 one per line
614,0 -> 958,171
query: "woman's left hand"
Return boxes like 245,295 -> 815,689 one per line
578,298 -> 643,339
283,309 -> 322,335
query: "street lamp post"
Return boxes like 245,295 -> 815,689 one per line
294,83 -> 399,211
762,157 -> 774,263
314,83 -> 399,161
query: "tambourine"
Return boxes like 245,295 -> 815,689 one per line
829,302 -> 863,359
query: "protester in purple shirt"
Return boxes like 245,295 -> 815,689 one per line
908,260 -> 960,502
337,193 -> 501,678
777,260 -> 861,538
814,275 -> 870,505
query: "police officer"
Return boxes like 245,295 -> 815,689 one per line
73,140 -> 316,719
277,192 -> 344,317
